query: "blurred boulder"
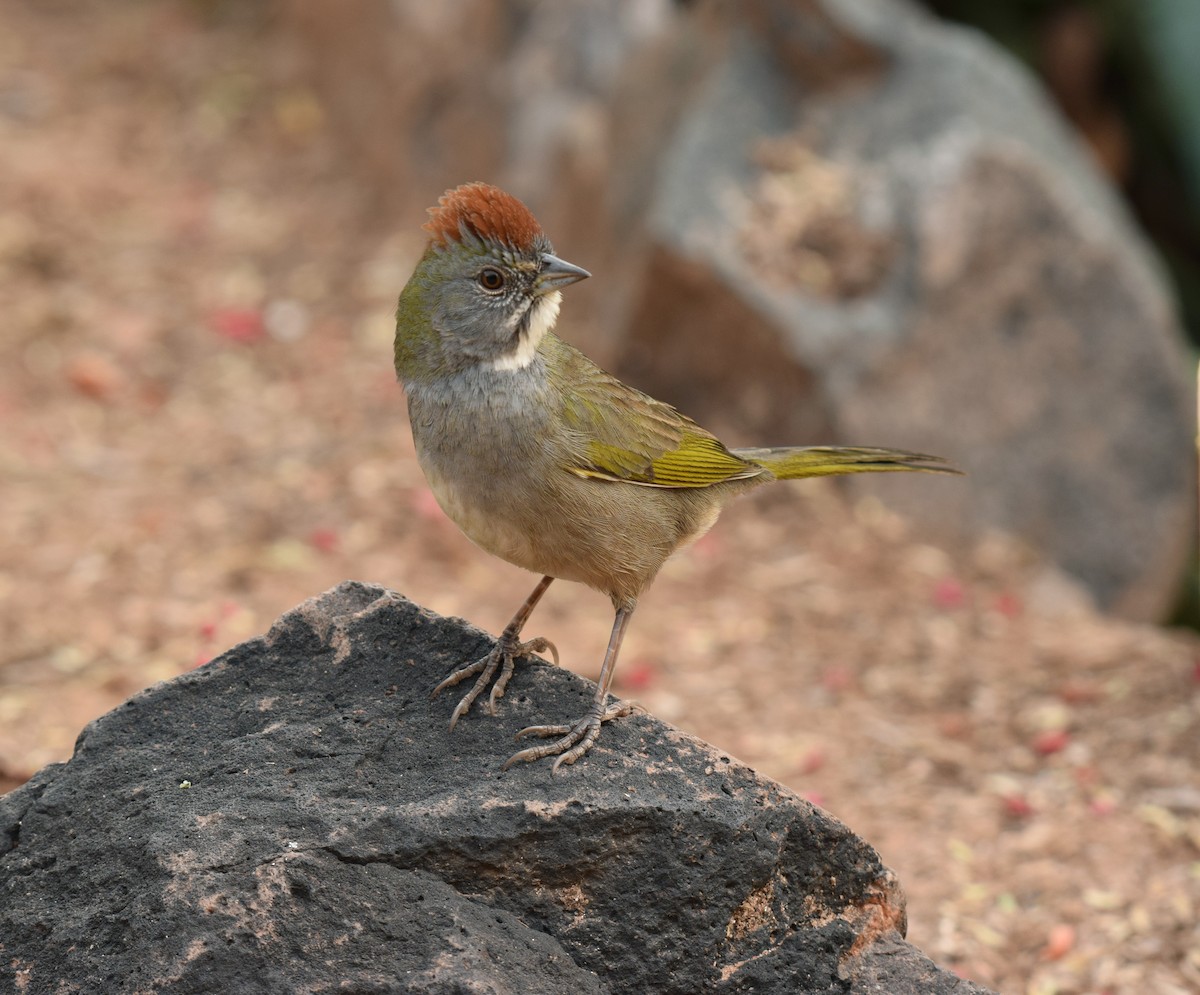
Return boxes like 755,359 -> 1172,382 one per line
279,0 -> 1195,619
608,0 -> 1195,621
0,582 -> 993,994
276,0 -> 670,221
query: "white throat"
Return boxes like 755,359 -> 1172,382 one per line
490,291 -> 560,372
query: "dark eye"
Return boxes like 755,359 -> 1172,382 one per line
478,268 -> 505,291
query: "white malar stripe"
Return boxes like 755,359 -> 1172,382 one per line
490,291 -> 561,371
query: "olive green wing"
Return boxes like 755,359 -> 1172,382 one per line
544,335 -> 762,489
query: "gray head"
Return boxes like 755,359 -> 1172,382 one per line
394,183 -> 589,381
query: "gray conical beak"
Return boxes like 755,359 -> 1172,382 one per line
535,253 -> 590,293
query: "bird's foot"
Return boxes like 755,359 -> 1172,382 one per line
432,630 -> 559,730
504,699 -> 634,772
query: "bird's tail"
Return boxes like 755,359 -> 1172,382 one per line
733,445 -> 960,480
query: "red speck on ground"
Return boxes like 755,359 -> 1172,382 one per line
309,528 -> 340,554
1041,923 -> 1076,961
993,591 -> 1022,618
798,747 -> 827,775
1032,729 -> 1070,756
933,577 -> 966,609
618,659 -> 655,690
1002,794 -> 1035,819
209,307 -> 266,343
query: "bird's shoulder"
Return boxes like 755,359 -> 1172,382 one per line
541,334 -> 761,489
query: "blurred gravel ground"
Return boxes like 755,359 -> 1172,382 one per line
1,3 -> 1197,992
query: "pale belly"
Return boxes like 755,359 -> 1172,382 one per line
406,376 -> 735,604
422,460 -> 555,575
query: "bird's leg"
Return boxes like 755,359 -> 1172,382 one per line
505,603 -> 635,772
432,575 -> 558,730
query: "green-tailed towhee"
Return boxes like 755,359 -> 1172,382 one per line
395,182 -> 957,771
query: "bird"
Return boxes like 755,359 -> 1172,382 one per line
394,181 -> 957,771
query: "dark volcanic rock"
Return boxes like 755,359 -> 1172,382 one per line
0,583 -> 992,994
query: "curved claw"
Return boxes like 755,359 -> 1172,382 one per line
502,715 -> 599,772
502,700 -> 634,771
487,651 -> 517,715
446,690 -> 474,732
523,636 -> 559,668
431,657 -> 487,699
435,632 -> 557,730
513,722 -> 572,740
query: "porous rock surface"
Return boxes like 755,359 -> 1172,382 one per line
0,582 -> 992,994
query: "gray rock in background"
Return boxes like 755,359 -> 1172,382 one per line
0,583 -> 993,994
609,0 -> 1195,620
280,0 -> 1196,619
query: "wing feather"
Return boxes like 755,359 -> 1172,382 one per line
545,336 -> 761,489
